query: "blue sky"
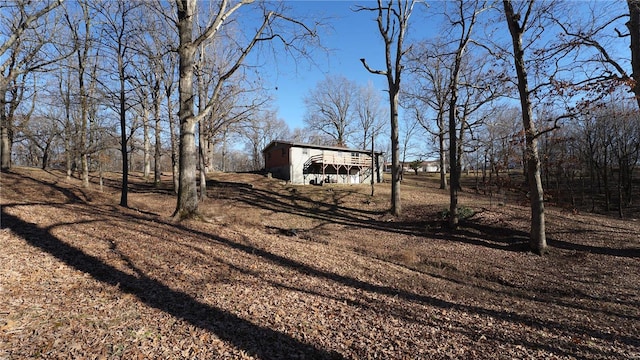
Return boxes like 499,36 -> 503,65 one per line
249,0 -> 630,140
258,0 -> 416,130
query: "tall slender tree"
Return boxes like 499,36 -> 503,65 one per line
405,40 -> 452,190
630,0 -> 640,109
502,0 -> 547,254
97,0 -> 142,207
64,0 -> 96,188
442,0 -> 489,228
359,0 -> 417,216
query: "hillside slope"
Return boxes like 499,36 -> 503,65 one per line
1,168 -> 639,359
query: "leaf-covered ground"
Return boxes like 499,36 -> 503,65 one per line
1,167 -> 638,359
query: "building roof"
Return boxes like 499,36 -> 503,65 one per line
262,140 -> 383,155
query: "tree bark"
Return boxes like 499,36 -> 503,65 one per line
503,0 -> 547,255
165,82 -> 179,194
0,89 -> 11,170
174,0 -> 199,219
359,0 -> 415,217
199,121 -> 207,201
389,85 -> 402,216
143,104 -> 151,181
628,0 -> 640,109
439,122 -> 448,190
153,80 -> 162,186
448,90 -> 459,228
119,60 -> 129,207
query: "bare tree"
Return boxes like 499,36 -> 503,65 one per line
18,112 -> 61,170
550,1 -> 639,110
303,74 -> 357,147
574,95 -> 640,216
96,0 -> 143,206
440,0 -> 491,228
1,0 -> 65,170
454,52 -> 505,191
630,0 -> 640,109
62,0 -> 106,188
502,0 -> 550,255
194,33 -> 269,199
354,81 -> 388,151
477,106 -> 522,195
134,5 -> 175,187
400,109 -> 422,180
172,0 -> 317,219
405,40 -> 452,190
242,110 -> 289,170
359,0 -> 417,216
131,81 -> 152,180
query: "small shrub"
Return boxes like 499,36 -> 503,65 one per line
438,206 -> 475,220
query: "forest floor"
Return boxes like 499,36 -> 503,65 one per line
1,167 -> 639,359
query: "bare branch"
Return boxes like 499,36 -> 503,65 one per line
360,58 -> 387,76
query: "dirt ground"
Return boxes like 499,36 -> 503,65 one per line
1,167 -> 638,359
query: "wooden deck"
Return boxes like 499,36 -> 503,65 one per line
308,154 -> 373,167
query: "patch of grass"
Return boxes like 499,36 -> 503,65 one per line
438,205 -> 475,220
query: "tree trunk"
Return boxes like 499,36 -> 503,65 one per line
41,141 -> 51,170
153,88 -> 162,186
448,97 -> 459,228
389,86 -> 401,216
119,71 -> 128,207
439,127 -> 447,190
174,1 -> 199,219
448,62 -> 462,228
628,0 -> 640,109
221,129 -> 228,172
618,157 -> 624,218
143,106 -> 151,181
65,129 -> 72,179
198,121 -> 207,201
0,87 -> 10,171
99,155 -> 104,192
197,51 -> 208,201
504,0 -> 547,255
166,85 -> 179,194
79,96 -> 89,188
176,118 -> 199,217
371,134 -> 375,196
0,124 -> 10,171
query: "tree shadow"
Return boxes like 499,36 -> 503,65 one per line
166,219 -> 639,357
0,209 -> 343,360
213,184 -> 532,253
4,171 -> 638,358
213,183 -> 639,258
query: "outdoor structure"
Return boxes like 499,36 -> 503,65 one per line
384,161 -> 440,173
263,140 -> 384,185
406,160 -> 440,173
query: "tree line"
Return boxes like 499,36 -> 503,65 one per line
2,0 -> 638,255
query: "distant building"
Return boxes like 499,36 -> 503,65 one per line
385,161 -> 440,173
410,160 -> 440,173
263,141 -> 384,185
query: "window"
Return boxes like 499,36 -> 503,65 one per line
281,148 -> 286,157
302,148 -> 309,155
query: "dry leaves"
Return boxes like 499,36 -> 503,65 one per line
1,168 -> 639,359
